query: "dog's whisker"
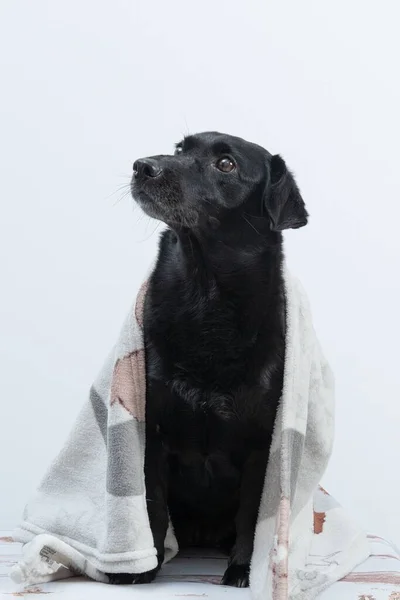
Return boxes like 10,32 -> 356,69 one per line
108,180 -> 132,193
112,190 -> 132,207
188,234 -> 195,259
243,212 -> 266,220
107,183 -> 132,202
139,219 -> 161,242
135,210 -> 145,223
114,182 -> 132,191
242,215 -> 261,235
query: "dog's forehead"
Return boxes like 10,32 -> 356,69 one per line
181,132 -> 271,160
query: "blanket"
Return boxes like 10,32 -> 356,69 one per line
11,267 -> 371,599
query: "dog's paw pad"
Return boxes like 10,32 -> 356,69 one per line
221,563 -> 250,587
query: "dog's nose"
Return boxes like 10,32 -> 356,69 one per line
133,158 -> 163,179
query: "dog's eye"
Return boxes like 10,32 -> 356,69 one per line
216,157 -> 236,173
175,145 -> 183,155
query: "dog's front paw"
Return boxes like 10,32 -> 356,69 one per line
132,567 -> 159,584
106,566 -> 159,585
106,572 -> 135,585
221,563 -> 250,588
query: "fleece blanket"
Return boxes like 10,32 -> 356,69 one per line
11,267 -> 371,599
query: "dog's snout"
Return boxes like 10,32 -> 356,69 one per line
133,158 -> 163,180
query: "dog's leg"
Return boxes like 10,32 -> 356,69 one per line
221,450 -> 268,588
134,428 -> 169,583
106,429 -> 169,585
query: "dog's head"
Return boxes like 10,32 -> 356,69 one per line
131,132 -> 308,236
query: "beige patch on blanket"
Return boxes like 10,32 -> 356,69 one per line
135,281 -> 148,329
110,350 -> 146,421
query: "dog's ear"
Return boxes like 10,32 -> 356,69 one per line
266,155 -> 308,231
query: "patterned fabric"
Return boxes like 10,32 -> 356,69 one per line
2,533 -> 399,598
10,268 -> 378,598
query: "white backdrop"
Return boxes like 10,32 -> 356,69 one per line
0,0 -> 399,544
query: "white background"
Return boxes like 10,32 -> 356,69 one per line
0,0 -> 399,544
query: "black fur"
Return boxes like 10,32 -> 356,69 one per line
106,132 -> 307,587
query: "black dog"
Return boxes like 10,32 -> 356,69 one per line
107,132 -> 307,587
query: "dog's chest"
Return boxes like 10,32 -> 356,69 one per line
147,291 -> 269,384
159,383 -> 273,455
145,275 -> 284,467
146,305 -> 281,452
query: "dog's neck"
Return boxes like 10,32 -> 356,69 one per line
170,226 -> 284,297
